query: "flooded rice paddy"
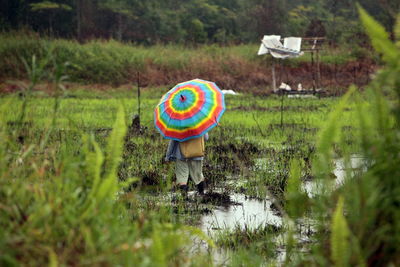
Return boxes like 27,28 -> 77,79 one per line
201,155 -> 364,232
200,193 -> 282,232
132,153 -> 365,265
1,90 -> 370,265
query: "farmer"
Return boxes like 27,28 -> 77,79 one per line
165,133 -> 208,195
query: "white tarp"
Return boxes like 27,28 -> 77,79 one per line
222,89 -> 239,95
284,37 -> 302,52
258,35 -> 303,59
257,35 -> 281,55
263,38 -> 290,59
279,82 -> 291,91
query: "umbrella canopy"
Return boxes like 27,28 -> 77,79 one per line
154,79 -> 225,141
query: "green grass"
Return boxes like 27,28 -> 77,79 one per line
0,87 -> 361,204
0,33 -> 375,86
0,79 -> 395,266
0,98 -> 213,266
0,90 -> 352,136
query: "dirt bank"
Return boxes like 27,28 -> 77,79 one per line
136,58 -> 378,94
1,59 -> 377,95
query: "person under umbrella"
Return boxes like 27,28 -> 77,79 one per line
154,79 -> 225,196
165,133 -> 208,195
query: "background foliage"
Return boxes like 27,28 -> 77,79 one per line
1,0 -> 399,44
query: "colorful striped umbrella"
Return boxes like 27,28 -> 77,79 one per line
154,79 -> 225,141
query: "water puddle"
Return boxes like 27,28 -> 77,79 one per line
302,155 -> 365,197
200,193 -> 282,233
195,155 -> 366,265
134,155 -> 366,265
190,193 -> 282,265
254,155 -> 366,198
196,192 -> 315,266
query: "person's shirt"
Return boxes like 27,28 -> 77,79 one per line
165,133 -> 209,161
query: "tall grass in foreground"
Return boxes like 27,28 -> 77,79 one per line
0,56 -> 211,266
284,8 -> 400,266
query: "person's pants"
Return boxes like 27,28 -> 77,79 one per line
175,159 -> 204,185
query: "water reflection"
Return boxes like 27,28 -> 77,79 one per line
201,193 -> 282,233
302,155 -> 365,197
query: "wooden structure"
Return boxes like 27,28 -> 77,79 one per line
302,37 -> 325,92
266,37 -> 325,94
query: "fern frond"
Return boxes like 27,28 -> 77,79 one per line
395,15 -> 400,48
331,196 -> 351,267
96,106 -> 126,201
358,5 -> 399,65
315,86 -> 356,179
83,135 -> 104,198
285,159 -> 308,218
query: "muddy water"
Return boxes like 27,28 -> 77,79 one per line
302,155 -> 365,197
200,193 -> 282,233
191,193 -> 282,266
254,155 -> 366,198
197,155 -> 365,265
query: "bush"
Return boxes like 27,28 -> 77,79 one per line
284,8 -> 400,266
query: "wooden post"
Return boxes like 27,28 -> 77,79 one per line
316,48 -> 321,89
280,91 -> 284,129
311,50 -> 316,94
137,71 -> 141,126
311,38 -> 318,94
272,59 -> 277,92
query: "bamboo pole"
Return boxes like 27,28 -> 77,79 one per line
272,59 -> 277,92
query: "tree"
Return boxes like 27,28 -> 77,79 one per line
30,1 -> 72,35
99,0 -> 135,41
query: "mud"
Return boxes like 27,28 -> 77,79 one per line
200,191 -> 237,206
203,141 -> 261,186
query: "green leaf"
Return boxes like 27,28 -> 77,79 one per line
358,5 -> 399,64
103,106 -> 127,180
181,225 -> 215,248
151,227 -> 167,267
331,196 -> 351,267
96,106 -> 126,200
395,14 -> 400,48
80,107 -> 126,219
285,159 -> 308,218
84,135 -> 104,197
315,86 -> 356,179
30,1 -> 72,12
46,247 -> 58,267
284,221 -> 297,265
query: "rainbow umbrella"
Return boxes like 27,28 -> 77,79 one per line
154,79 -> 225,141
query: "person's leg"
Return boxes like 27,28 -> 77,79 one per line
188,160 -> 205,194
175,160 -> 189,192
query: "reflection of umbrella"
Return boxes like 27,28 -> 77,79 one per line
154,79 -> 225,141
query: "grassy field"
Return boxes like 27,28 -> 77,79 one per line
1,79 -> 396,266
0,33 -> 375,90
0,85 -> 359,265
0,87 -> 357,196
